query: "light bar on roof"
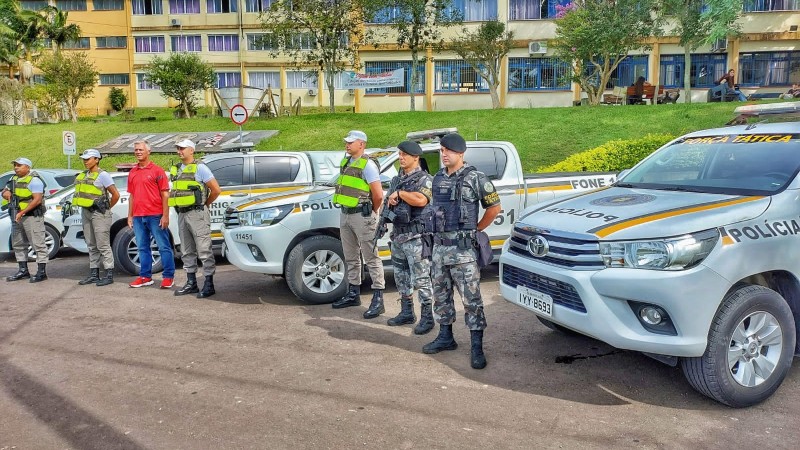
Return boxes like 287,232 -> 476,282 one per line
733,102 -> 800,116
405,127 -> 458,142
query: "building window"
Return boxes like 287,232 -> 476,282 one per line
509,0 -> 569,20
448,0 -> 498,21
208,34 -> 239,52
207,0 -> 237,13
659,54 -> 727,88
169,0 -> 200,14
93,0 -> 124,10
290,33 -> 315,50
434,60 -> 488,93
132,0 -> 163,14
743,0 -> 800,12
738,52 -> 800,87
99,74 -> 130,85
134,36 -> 165,53
20,1 -> 49,11
604,55 -> 648,88
248,71 -> 280,89
215,72 -> 241,88
62,37 -> 91,49
245,0 -> 274,12
56,1 -> 87,11
171,35 -> 202,52
508,57 -> 571,91
368,6 -> 409,24
247,33 -> 278,51
363,61 -> 425,94
137,73 -> 159,90
286,71 -> 317,88
95,36 -> 127,49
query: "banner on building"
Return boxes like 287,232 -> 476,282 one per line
342,69 -> 404,89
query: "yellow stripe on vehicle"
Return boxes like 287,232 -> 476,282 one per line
220,186 -> 304,197
515,184 -> 572,194
211,232 -> 223,238
236,192 -> 311,210
590,196 -> 764,238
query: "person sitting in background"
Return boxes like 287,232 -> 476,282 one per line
780,84 -> 800,99
717,69 -> 747,102
628,76 -> 647,105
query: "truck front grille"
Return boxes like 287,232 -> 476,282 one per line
223,208 -> 240,228
501,264 -> 586,313
508,225 -> 604,270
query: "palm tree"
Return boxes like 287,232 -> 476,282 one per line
42,6 -> 81,52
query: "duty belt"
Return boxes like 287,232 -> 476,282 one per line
341,203 -> 371,215
393,222 -> 425,235
433,231 -> 476,247
175,205 -> 205,214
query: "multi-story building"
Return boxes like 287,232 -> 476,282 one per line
9,1 -> 800,115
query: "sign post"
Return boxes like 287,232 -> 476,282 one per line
62,130 -> 76,169
229,104 -> 249,146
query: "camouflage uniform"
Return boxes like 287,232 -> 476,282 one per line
431,165 -> 500,330
390,167 -> 433,306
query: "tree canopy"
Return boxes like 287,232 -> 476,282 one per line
448,21 -> 514,109
37,51 -> 97,122
144,52 -> 215,118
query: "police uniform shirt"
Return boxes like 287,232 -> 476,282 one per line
435,165 -> 501,239
178,162 -> 216,184
22,176 -> 44,195
349,157 -> 380,184
90,171 -> 115,191
399,166 -> 432,202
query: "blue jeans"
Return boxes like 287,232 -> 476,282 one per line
132,215 -> 175,279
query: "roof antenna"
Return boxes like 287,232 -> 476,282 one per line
475,111 -> 479,140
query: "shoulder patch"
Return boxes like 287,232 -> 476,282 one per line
484,182 -> 495,193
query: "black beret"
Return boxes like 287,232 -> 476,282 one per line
397,140 -> 423,156
440,133 -> 466,153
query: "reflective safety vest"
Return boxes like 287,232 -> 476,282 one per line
2,172 -> 45,212
73,171 -> 106,208
332,156 -> 371,208
168,163 -> 205,207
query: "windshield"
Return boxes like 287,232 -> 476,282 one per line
618,133 -> 800,196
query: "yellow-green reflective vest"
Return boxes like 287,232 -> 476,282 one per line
332,156 -> 371,208
73,171 -> 106,208
168,163 -> 205,207
2,173 -> 43,211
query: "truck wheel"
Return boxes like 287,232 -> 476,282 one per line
112,227 -> 163,275
537,316 -> 578,336
285,235 -> 347,305
681,285 -> 796,407
27,224 -> 60,261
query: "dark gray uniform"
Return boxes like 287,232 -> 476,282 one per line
430,165 -> 500,330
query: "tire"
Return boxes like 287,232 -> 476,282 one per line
27,224 -> 60,261
285,235 -> 347,305
681,285 -> 796,407
112,227 -> 164,275
537,316 -> 579,336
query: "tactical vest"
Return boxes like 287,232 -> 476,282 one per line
391,169 -> 432,226
432,166 -> 478,232
4,172 -> 46,213
333,155 -> 372,208
73,170 -> 107,208
168,163 -> 205,207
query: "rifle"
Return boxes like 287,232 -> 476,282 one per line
371,171 -> 424,251
3,178 -> 19,227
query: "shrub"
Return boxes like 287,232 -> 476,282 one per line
538,134 -> 675,172
109,87 -> 127,112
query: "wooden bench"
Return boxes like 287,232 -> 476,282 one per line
602,86 -> 627,105
627,85 -> 664,104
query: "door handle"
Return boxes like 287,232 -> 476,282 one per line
230,193 -> 248,197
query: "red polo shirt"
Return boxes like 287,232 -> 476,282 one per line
128,161 -> 169,217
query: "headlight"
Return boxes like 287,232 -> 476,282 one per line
600,229 -> 719,270
238,204 -> 293,227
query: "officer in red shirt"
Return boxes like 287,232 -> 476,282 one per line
127,140 -> 175,288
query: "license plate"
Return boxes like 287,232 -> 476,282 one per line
516,286 -> 553,317
234,232 -> 253,242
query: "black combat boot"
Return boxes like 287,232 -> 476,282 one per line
363,290 -> 385,319
197,275 -> 215,298
78,268 -> 100,285
6,262 -> 30,281
332,284 -> 361,309
29,263 -> 47,283
387,297 -> 415,326
422,324 -> 458,354
96,269 -> 114,287
414,303 -> 435,335
175,273 -> 199,296
470,330 -> 487,369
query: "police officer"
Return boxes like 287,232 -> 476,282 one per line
74,149 -> 120,286
331,130 -> 386,318
385,141 -> 436,334
423,133 -> 501,369
169,139 -> 222,298
2,157 -> 49,283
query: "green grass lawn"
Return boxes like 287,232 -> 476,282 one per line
0,102 -> 743,173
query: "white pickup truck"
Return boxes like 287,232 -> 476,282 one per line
222,135 -> 617,304
499,103 -> 800,407
62,150 -> 345,274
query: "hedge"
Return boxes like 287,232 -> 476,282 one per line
537,134 -> 675,173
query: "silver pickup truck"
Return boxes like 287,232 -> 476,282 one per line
500,103 -> 800,407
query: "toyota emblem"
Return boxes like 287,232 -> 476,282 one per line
528,235 -> 549,258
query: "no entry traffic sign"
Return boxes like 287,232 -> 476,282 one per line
230,104 -> 248,126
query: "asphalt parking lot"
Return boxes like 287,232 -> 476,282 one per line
1,251 -> 799,449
